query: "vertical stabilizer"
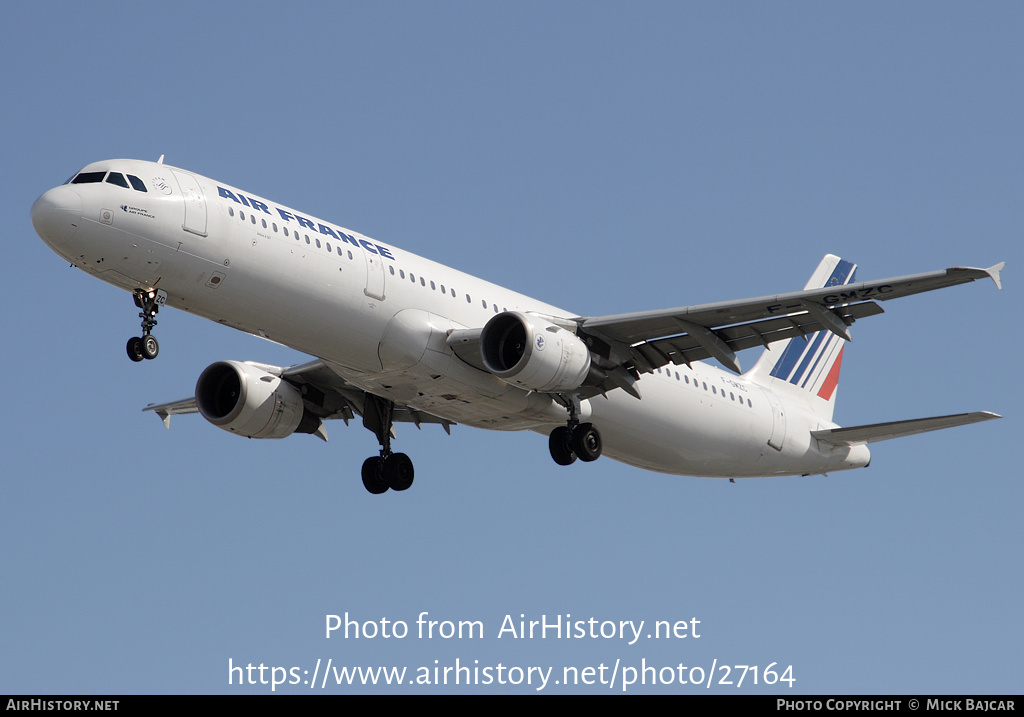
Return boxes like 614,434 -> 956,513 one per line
746,255 -> 856,422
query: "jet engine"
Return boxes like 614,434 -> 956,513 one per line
195,361 -> 322,439
480,312 -> 592,392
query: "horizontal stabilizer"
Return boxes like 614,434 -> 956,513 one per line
144,397 -> 198,428
811,411 -> 1001,446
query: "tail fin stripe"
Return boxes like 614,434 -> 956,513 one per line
816,346 -> 844,400
768,259 -> 856,384
769,339 -> 810,382
799,332 -> 841,389
792,329 -> 832,386
804,334 -> 842,391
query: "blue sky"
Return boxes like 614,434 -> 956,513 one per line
2,1 -> 1020,694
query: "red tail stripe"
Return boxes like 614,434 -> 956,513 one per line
817,347 -> 843,401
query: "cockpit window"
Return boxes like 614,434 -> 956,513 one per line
71,171 -> 106,184
67,170 -> 148,192
105,172 -> 129,188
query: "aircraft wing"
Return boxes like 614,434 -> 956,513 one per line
574,262 -> 1004,382
144,359 -> 455,437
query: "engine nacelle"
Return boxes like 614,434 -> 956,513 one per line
480,312 -> 591,392
195,361 -> 320,439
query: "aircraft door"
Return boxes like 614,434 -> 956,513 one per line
762,389 -> 787,451
363,250 -> 386,301
171,170 -> 208,237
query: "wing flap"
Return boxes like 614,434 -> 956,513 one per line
580,263 -> 1003,349
811,411 -> 1001,446
624,301 -> 884,373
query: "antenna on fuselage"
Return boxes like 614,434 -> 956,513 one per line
157,154 -> 165,164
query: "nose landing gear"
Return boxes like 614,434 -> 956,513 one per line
127,334 -> 159,362
127,288 -> 166,362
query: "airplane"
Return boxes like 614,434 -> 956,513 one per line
31,157 -> 1004,494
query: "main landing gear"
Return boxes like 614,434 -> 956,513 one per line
548,421 -> 602,466
126,288 -> 166,362
360,395 -> 415,494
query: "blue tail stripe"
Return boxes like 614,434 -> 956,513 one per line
800,333 -> 839,388
769,259 -> 857,383
770,338 -> 808,381
792,330 -> 830,385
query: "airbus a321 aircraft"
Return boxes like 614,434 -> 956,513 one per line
32,157 -> 1003,494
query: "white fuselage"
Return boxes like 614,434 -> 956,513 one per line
32,159 -> 870,478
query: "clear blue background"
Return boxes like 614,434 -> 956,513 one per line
2,1 -> 1019,694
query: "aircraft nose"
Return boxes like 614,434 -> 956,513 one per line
31,185 -> 82,250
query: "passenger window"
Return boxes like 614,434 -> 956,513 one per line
228,207 -> 234,217
105,173 -> 129,188
127,174 -> 147,192
430,281 -> 435,290
389,266 -> 395,275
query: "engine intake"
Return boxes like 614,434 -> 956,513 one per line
480,312 -> 591,393
195,361 -> 321,439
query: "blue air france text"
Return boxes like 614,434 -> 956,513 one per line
217,187 -> 395,260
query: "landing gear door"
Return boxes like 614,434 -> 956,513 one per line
171,170 -> 208,237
